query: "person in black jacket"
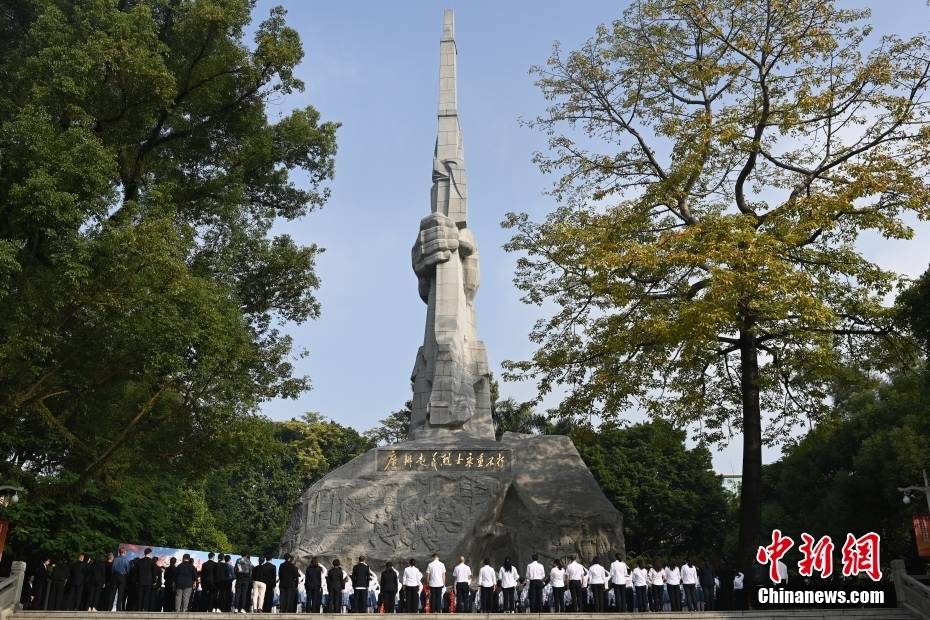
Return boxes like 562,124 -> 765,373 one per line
88,554 -> 106,611
66,553 -> 86,610
48,558 -> 69,610
699,559 -> 716,611
305,556 -> 324,614
234,553 -> 253,612
30,558 -> 51,610
164,557 -> 177,612
200,552 -> 216,612
279,554 -> 299,613
260,556 -> 276,613
173,554 -> 197,612
380,562 -> 399,613
326,559 -> 347,613
213,554 -> 229,612
135,548 -> 156,612
351,555 -> 371,613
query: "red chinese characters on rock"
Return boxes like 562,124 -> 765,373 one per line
757,530 -> 884,583
756,529 -> 794,584
798,533 -> 835,578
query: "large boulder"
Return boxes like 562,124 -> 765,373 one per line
280,433 -> 624,571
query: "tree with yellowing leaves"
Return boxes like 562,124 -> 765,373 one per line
505,0 -> 930,586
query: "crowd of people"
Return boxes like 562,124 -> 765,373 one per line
21,548 -> 742,614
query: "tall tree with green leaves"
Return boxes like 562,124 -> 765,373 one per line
505,0 -> 930,582
573,421 -> 730,560
0,0 -> 337,497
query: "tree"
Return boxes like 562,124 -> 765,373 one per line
898,263 -> 930,353
492,398 -> 548,439
573,421 -> 729,560
505,0 -> 930,583
205,413 -> 371,554
365,401 -> 412,446
0,0 -> 337,499
762,365 -> 930,570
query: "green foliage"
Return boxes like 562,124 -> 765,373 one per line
571,421 -> 730,561
0,0 -> 339,561
0,0 -> 337,497
898,264 -> 930,352
365,401 -> 412,446
762,365 -> 930,568
204,414 -> 372,555
5,472 -> 229,561
492,398 -> 548,439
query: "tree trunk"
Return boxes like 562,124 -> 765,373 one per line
737,326 -> 763,600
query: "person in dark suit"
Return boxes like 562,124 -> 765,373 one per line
30,558 -> 50,610
305,556 -> 324,613
351,555 -> 371,613
213,554 -> 232,612
699,559 -> 716,612
326,559 -> 347,613
164,556 -> 177,612
200,552 -> 216,612
136,548 -> 156,612
49,558 -> 69,610
89,554 -> 107,611
380,562 -> 399,613
279,554 -> 299,613
66,553 -> 86,610
126,557 -> 139,610
259,556 -> 276,613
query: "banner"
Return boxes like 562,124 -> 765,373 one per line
913,515 -> 930,558
0,519 -> 8,563
117,543 -> 283,572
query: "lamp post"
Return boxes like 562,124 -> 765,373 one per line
0,486 -> 24,509
898,469 -> 930,514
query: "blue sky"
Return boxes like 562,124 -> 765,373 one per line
255,1 -> 930,473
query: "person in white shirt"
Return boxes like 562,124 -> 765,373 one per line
624,568 -> 635,613
477,558 -> 496,613
733,571 -> 745,610
564,556 -> 587,612
664,562 -> 682,611
525,554 -> 545,613
647,562 -> 665,611
451,556 -> 471,613
586,557 -> 607,612
498,557 -> 519,613
608,553 -> 629,612
426,553 -> 446,614
401,559 -> 423,614
777,560 -> 788,584
680,560 -> 698,612
631,562 -> 648,612
548,560 -> 566,613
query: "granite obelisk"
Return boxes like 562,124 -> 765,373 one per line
281,10 -> 624,573
410,9 -> 494,440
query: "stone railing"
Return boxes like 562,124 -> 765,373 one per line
892,558 -> 930,619
0,561 -> 25,620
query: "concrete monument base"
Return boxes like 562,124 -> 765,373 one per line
280,432 -> 624,570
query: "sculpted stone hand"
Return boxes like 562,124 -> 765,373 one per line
413,212 -> 460,302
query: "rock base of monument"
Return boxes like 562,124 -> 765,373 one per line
280,432 -> 624,570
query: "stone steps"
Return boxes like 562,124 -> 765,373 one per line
13,611 -> 915,620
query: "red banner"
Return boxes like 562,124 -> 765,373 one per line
914,514 -> 930,558
0,519 -> 9,563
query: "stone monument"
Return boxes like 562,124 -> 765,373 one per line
280,10 -> 624,572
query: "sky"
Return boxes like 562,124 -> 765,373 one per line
254,0 -> 930,473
